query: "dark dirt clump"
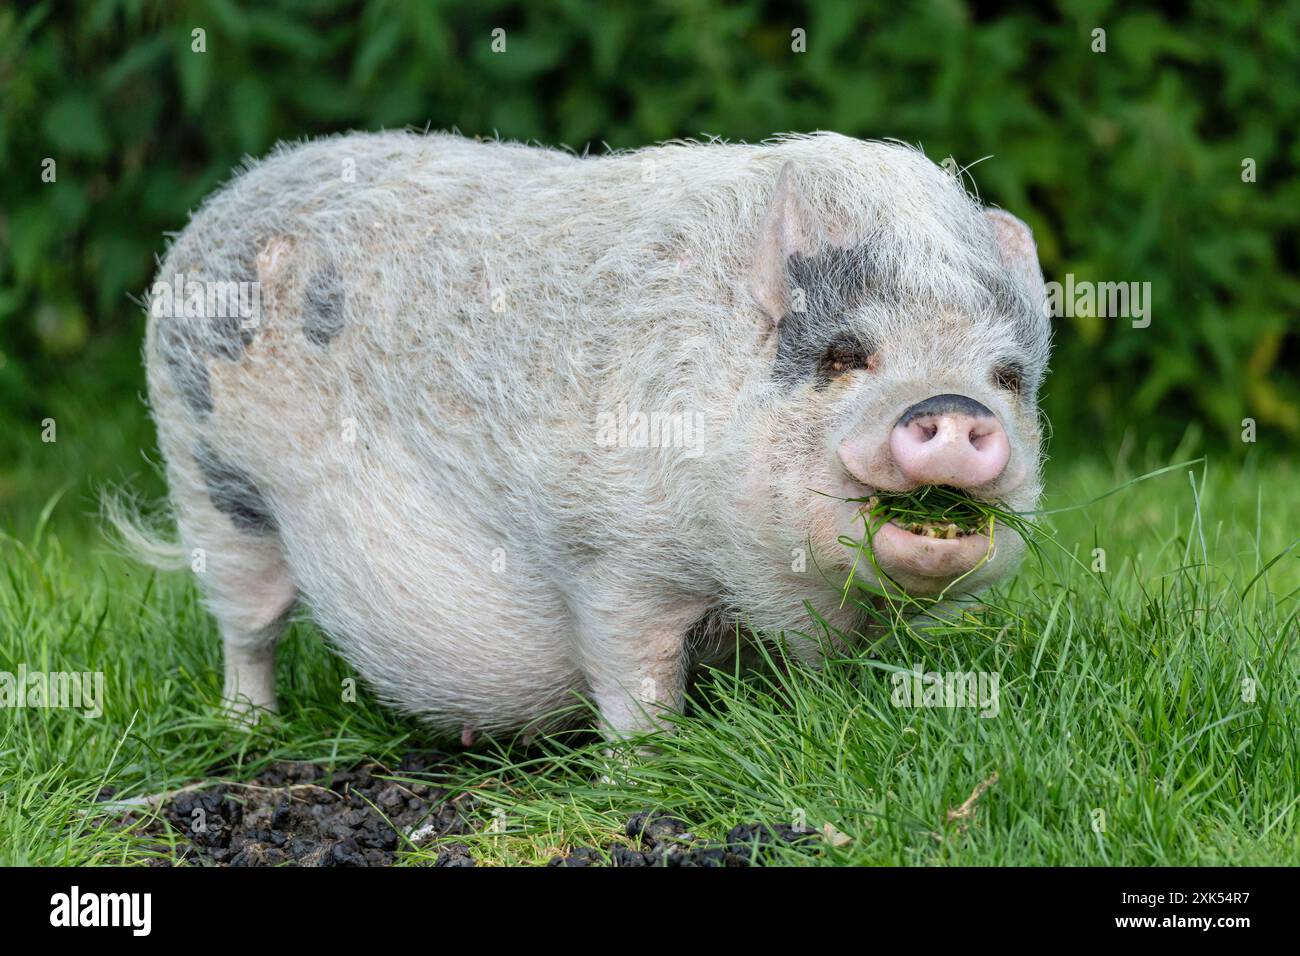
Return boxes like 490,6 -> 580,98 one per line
547,810 -> 821,867
129,752 -> 474,866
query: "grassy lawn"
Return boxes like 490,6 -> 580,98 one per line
1,435 -> 1298,865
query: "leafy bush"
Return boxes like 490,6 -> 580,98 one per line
1,0 -> 1297,458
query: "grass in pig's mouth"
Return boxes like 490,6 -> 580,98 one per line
851,485 -> 1040,553
856,486 -> 997,539
833,485 -> 1044,609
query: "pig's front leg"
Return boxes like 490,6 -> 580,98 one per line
571,590 -> 712,740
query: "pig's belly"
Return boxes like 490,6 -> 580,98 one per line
273,472 -> 585,734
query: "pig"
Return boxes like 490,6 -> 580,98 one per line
111,131 -> 1050,741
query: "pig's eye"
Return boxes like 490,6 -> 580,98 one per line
819,335 -> 877,378
993,364 -> 1024,394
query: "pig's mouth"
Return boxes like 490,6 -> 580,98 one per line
846,487 -> 1009,583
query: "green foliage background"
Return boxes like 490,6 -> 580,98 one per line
1,0 -> 1297,514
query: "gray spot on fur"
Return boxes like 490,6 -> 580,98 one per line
193,441 -> 277,534
155,251 -> 260,415
302,264 -> 346,346
773,248 -> 874,386
208,250 -> 260,360
158,320 -> 213,414
209,312 -> 255,361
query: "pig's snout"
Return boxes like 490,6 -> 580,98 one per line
887,394 -> 1010,489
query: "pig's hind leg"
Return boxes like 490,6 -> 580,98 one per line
167,450 -> 297,718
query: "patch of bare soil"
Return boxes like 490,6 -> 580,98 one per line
117,752 -> 474,866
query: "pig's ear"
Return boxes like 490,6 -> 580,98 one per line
985,209 -> 1046,305
750,162 -> 822,324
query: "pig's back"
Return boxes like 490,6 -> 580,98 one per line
148,134 -> 584,498
144,129 -> 770,562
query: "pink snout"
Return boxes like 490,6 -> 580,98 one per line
888,394 -> 1010,488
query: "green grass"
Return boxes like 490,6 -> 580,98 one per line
855,485 -> 1004,537
2,453 -> 1299,865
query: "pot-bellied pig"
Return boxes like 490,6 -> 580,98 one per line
115,131 -> 1050,740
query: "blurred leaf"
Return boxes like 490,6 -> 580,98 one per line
229,75 -> 272,152
42,95 -> 111,158
176,30 -> 213,113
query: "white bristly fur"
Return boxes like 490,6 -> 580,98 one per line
111,130 -> 1051,738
